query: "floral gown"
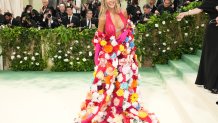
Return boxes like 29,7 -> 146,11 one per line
74,11 -> 159,123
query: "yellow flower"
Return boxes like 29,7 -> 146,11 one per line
113,69 -> 118,76
106,95 -> 110,102
98,89 -> 104,94
93,71 -> 96,77
116,88 -> 124,97
100,40 -> 107,46
130,93 -> 138,103
119,44 -> 125,52
138,111 -> 148,118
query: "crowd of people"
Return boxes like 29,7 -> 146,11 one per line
0,0 -> 201,29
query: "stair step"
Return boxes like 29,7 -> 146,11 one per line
155,65 -> 218,123
168,60 -> 197,78
182,55 -> 200,71
196,50 -> 202,57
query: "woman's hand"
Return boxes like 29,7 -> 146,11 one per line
176,12 -> 187,21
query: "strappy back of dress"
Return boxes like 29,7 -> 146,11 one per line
105,10 -> 127,37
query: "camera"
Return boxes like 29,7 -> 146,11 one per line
47,14 -> 52,18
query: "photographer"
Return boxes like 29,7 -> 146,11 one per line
21,13 -> 37,28
56,3 -> 67,25
40,9 -> 59,28
0,9 -> 4,26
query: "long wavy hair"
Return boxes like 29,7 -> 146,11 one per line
99,0 -> 121,17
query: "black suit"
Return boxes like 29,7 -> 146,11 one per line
63,15 -> 80,28
80,18 -> 98,28
4,18 -> 20,27
0,14 -> 4,25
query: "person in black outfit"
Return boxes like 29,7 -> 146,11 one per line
156,0 -> 163,8
148,0 -> 157,13
63,6 -> 80,28
177,0 -> 218,94
126,0 -> 142,24
0,9 -> 4,26
3,12 -> 20,27
56,3 -> 67,25
155,0 -> 174,15
139,4 -> 152,24
80,9 -> 98,29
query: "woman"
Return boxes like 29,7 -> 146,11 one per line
73,0 -> 159,122
177,0 -> 218,94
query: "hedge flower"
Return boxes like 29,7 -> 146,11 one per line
17,55 -> 21,58
155,24 -> 158,28
64,59 -> 69,62
82,58 -> 87,62
16,46 -> 20,49
24,57 -> 28,61
89,51 -> 92,56
100,40 -> 107,46
162,21 -> 166,25
11,56 -> 15,60
20,61 -> 23,64
58,56 -> 62,59
35,52 -> 39,56
36,62 -> 39,66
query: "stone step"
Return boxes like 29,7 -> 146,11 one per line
155,64 -> 218,123
182,54 -> 200,71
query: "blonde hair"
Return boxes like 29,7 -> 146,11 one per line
99,0 -> 121,17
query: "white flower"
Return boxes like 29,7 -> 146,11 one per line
184,33 -> 188,36
24,57 -> 28,61
155,24 -> 159,27
35,52 -> 39,56
75,40 -> 79,43
167,47 -> 170,50
58,50 -> 62,53
70,47 -> 73,50
64,58 -> 69,62
162,21 -> 166,25
89,51 -> 92,56
70,62 -> 73,65
31,56 -> 35,61
185,20 -> 188,24
190,47 -> 193,51
67,51 -> 71,54
77,62 -> 80,64
23,51 -> 27,54
174,41 -> 178,44
58,56 -> 62,59
158,31 -> 162,34
11,56 -> 15,60
76,57 -> 79,60
145,34 -> 149,37
111,40 -> 118,46
167,29 -> 170,32
163,42 -> 166,46
162,50 -> 166,53
20,61 -> 23,64
16,46 -> 20,49
54,55 -> 58,58
143,48 -> 145,50
196,26 -> 199,29
201,24 -> 205,27
82,58 -> 87,62
31,62 -> 34,64
65,54 -> 68,57
79,52 -> 83,55
35,62 -> 39,66
87,45 -> 90,48
12,52 -> 16,55
51,58 -> 54,61
17,55 -> 21,58
57,42 -> 61,45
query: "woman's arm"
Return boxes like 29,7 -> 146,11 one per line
177,8 -> 203,20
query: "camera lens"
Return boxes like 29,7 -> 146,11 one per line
47,14 -> 51,18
